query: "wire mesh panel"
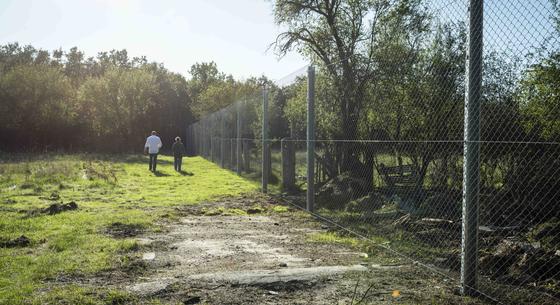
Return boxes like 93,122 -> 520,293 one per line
264,67 -> 309,196
244,90 -> 264,183
185,0 -> 560,303
306,0 -> 560,304
477,0 -> 560,303
187,87 -> 264,184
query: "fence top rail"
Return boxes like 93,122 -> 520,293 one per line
187,136 -> 560,146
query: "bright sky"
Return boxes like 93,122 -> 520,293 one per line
1,0 -> 557,81
0,0 -> 309,80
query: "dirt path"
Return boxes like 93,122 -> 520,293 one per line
125,195 -> 485,304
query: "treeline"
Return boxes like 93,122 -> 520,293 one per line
0,44 -> 193,152
0,44 -> 257,153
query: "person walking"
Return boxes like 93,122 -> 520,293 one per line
172,136 -> 186,172
144,131 -> 162,172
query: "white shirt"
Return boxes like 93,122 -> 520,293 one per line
144,135 -> 162,154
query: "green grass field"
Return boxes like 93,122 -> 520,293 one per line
0,154 -> 257,304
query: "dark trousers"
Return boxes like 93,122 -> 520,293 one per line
174,156 -> 182,171
149,154 -> 158,171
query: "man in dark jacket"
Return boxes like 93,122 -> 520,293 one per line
172,137 -> 186,172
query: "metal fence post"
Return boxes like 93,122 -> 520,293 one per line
211,115 -> 216,162
200,120 -> 204,157
207,121 -> 211,157
194,123 -> 199,155
262,86 -> 269,193
461,0 -> 483,296
186,125 -> 191,155
210,135 -> 214,162
202,120 -> 207,157
220,112 -> 225,168
230,139 -> 235,170
236,102 -> 242,175
191,124 -> 195,156
307,65 -> 315,212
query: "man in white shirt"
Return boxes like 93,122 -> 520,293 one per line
144,131 -> 163,172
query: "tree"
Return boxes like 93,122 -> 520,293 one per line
185,61 -> 264,120
0,43 -> 39,72
64,47 -> 85,87
187,62 -> 225,116
0,43 -> 194,152
273,0 -> 430,184
0,64 -> 74,150
78,67 -> 159,151
519,53 -> 560,141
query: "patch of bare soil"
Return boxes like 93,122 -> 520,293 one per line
105,222 -> 146,238
115,194 -> 488,304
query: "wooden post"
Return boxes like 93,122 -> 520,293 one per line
282,137 -> 296,193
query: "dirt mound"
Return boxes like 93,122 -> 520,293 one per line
345,193 -> 386,215
480,239 -> 560,283
23,201 -> 79,218
529,218 -> 560,249
316,172 -> 369,209
0,235 -> 31,248
43,201 -> 78,215
106,222 -> 145,238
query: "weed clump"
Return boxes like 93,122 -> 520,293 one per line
82,161 -> 118,184
271,205 -> 289,213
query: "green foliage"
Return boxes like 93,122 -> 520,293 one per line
77,68 -> 158,146
186,61 -> 265,119
271,205 -> 289,213
0,43 -> 192,152
0,63 -> 74,149
519,53 -> 560,141
276,0 -> 467,187
274,0 -> 560,207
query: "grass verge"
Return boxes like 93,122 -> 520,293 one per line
0,154 -> 257,304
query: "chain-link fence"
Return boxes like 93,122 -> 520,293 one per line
187,90 -> 263,183
187,0 -> 560,303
